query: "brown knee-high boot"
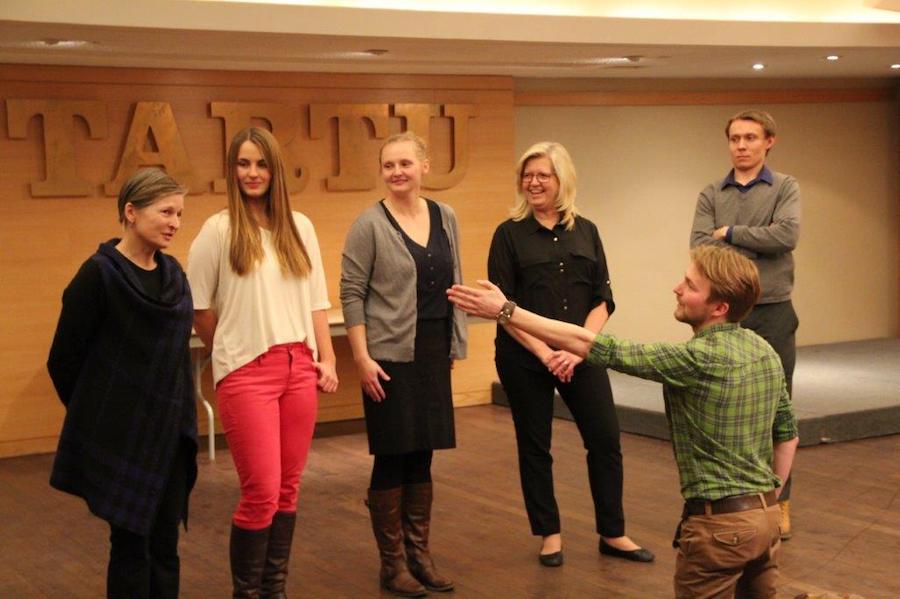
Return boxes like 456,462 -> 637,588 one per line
402,482 -> 454,592
367,488 -> 428,597
260,511 -> 296,598
230,524 -> 270,599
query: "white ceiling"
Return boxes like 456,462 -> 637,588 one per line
1,0 -> 899,80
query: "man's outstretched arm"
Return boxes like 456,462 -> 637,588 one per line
447,281 -> 595,358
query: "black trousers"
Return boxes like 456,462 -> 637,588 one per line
742,300 -> 799,500
107,441 -> 189,599
497,356 -> 625,537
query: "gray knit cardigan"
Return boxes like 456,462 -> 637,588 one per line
340,200 -> 467,362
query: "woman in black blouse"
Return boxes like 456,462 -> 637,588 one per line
488,141 -> 653,566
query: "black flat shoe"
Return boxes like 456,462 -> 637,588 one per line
538,551 -> 564,567
599,539 -> 654,563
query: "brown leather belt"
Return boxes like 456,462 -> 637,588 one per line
683,490 -> 777,517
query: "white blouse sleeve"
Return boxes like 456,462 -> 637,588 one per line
186,214 -> 223,310
296,213 -> 331,311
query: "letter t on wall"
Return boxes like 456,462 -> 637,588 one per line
6,99 -> 107,197
309,104 -> 390,191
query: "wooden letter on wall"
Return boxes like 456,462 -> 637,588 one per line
209,102 -> 307,194
393,103 -> 440,140
430,105 -> 476,190
105,102 -> 199,196
6,99 -> 107,197
308,104 -> 390,191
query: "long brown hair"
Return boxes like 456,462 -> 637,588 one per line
225,127 -> 310,277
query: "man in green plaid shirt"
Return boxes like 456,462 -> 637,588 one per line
449,245 -> 798,598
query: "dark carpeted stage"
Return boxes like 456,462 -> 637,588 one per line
492,337 -> 900,448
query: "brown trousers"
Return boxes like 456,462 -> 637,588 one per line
675,503 -> 782,598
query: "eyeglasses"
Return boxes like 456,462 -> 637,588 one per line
521,172 -> 555,183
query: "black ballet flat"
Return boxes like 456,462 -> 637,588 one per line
538,551 -> 564,567
599,539 -> 655,563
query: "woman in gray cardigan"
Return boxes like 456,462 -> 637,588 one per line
341,131 -> 466,598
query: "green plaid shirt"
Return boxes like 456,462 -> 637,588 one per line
588,322 -> 798,501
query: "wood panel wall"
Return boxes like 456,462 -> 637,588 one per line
0,65 -> 514,457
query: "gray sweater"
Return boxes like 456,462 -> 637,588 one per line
340,200 -> 468,362
690,169 -> 801,304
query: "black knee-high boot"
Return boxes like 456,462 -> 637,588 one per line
230,524 -> 270,599
260,511 -> 296,598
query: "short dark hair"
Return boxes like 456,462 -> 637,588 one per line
690,245 -> 761,322
117,168 -> 187,224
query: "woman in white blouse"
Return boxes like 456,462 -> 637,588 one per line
188,127 -> 337,598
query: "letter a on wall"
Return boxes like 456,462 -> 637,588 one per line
105,102 -> 199,196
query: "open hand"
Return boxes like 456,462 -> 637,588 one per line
447,280 -> 507,319
357,357 -> 391,402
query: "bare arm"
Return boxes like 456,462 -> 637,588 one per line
772,384 -> 799,497
772,436 -> 798,498
546,302 -> 610,382
584,302 -> 609,332
311,309 -> 338,393
193,309 -> 218,349
448,281 -> 595,359
509,305 -> 595,359
502,325 -> 554,364
450,281 -> 703,387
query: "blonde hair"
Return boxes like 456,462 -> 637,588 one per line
379,131 -> 428,163
690,245 -> 761,322
511,141 -> 578,231
225,127 -> 311,277
117,168 -> 186,224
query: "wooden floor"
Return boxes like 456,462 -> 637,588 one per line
1,405 -> 898,598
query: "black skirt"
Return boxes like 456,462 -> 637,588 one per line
363,318 -> 455,455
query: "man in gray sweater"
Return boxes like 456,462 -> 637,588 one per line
690,109 -> 801,540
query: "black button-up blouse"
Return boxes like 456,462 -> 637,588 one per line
488,214 -> 615,370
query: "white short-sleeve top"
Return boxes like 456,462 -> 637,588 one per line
187,210 -> 331,384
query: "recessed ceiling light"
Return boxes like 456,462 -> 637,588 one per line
825,55 -> 840,61
752,63 -> 766,71
891,64 -> 900,70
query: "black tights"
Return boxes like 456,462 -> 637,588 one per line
370,450 -> 433,490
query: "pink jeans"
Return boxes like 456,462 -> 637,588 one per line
216,343 -> 318,530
